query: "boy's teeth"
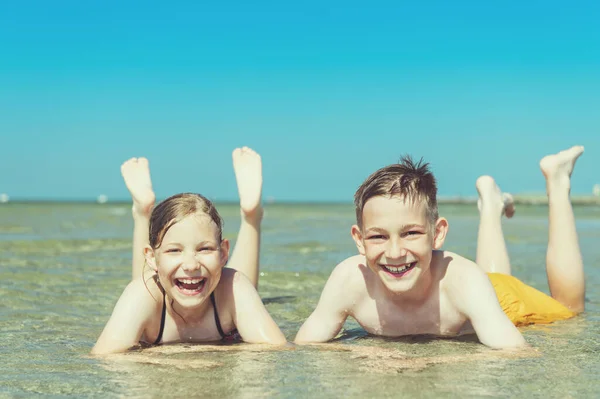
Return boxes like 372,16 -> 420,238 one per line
383,263 -> 414,273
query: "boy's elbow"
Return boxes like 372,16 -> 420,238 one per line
294,326 -> 332,345
293,332 -> 312,345
485,334 -> 528,350
293,327 -> 313,344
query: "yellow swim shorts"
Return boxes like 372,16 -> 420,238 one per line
487,273 -> 576,326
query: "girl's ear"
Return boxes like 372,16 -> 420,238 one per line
219,239 -> 230,266
433,217 -> 449,250
351,225 -> 366,255
144,246 -> 158,272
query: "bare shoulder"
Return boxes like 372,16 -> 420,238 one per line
218,267 -> 251,292
435,250 -> 494,305
122,277 -> 164,311
322,255 -> 369,303
435,251 -> 483,282
330,254 -> 366,280
214,268 -> 257,310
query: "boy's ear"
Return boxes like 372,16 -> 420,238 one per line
351,224 -> 366,255
144,246 -> 158,272
220,239 -> 230,266
432,217 -> 449,250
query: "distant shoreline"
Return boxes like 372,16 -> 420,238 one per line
437,195 -> 600,206
2,195 -> 600,206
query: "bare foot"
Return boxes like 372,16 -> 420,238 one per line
540,146 -> 584,189
502,192 -> 515,218
121,157 -> 156,217
476,176 -> 515,218
232,147 -> 263,221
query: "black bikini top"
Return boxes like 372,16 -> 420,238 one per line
153,291 -> 240,345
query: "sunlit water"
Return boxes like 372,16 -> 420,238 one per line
1,203 -> 599,397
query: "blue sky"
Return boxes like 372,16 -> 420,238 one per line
1,1 -> 599,201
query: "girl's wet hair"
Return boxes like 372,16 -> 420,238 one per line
149,193 -> 224,249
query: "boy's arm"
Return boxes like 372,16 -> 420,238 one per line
447,263 -> 526,349
91,280 -> 155,355
295,264 -> 352,344
229,271 -> 287,345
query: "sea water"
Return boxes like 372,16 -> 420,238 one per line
1,203 -> 599,397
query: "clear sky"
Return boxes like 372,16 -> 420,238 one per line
1,1 -> 599,202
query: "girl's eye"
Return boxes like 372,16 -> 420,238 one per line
198,247 -> 214,252
166,248 -> 181,253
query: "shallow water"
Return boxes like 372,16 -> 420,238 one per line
1,202 -> 599,397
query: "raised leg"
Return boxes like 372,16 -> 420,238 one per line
227,147 -> 264,288
539,145 -> 585,313
475,176 -> 515,275
121,157 -> 156,280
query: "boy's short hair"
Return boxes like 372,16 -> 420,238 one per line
354,155 -> 439,229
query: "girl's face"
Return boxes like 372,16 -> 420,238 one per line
145,212 -> 229,309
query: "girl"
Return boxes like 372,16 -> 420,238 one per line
92,147 -> 286,355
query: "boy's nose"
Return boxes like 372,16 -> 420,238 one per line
386,240 -> 407,259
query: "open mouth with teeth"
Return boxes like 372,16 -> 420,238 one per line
174,277 -> 207,296
380,262 -> 417,278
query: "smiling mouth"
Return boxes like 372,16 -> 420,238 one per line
380,262 -> 417,277
174,278 -> 207,295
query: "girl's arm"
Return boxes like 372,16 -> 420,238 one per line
227,271 -> 287,345
91,279 -> 156,355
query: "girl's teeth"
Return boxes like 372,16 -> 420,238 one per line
179,278 -> 202,284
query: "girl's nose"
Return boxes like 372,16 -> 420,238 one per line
181,252 -> 200,271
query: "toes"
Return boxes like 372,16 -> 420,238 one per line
121,157 -> 150,176
233,146 -> 259,159
502,193 -> 515,218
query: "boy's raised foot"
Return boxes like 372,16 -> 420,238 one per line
476,175 -> 515,218
540,146 -> 584,189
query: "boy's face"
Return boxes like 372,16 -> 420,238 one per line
351,195 -> 447,294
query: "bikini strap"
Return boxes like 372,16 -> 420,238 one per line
153,289 -> 166,345
210,291 -> 225,339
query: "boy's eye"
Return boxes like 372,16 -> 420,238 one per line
165,248 -> 181,253
403,231 -> 422,237
368,235 -> 386,240
198,247 -> 214,252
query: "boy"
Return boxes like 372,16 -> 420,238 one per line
295,146 -> 585,349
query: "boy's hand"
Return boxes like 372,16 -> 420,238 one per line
295,263 -> 352,344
